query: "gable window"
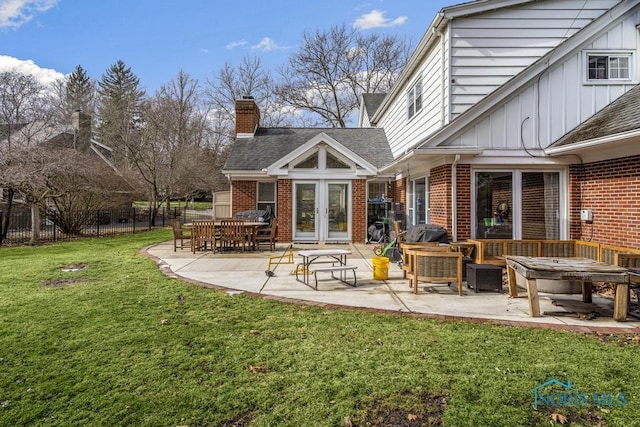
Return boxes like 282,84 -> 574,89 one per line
293,152 -> 318,169
326,152 -> 350,169
586,53 -> 631,81
407,78 -> 422,119
257,182 -> 276,213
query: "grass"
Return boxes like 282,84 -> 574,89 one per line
1,231 -> 639,426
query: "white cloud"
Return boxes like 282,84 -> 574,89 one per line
0,55 -> 64,85
199,48 -> 209,54
353,9 -> 407,30
251,37 -> 285,52
0,0 -> 58,29
225,40 -> 248,50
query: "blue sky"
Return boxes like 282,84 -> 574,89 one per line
0,0 -> 452,92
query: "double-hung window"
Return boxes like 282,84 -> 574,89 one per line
257,182 -> 276,213
407,78 -> 423,119
586,52 -> 632,81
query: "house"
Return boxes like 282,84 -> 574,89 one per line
222,97 -> 393,243
224,0 -> 640,248
1,110 -> 122,208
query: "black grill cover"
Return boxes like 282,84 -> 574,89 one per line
405,224 -> 449,243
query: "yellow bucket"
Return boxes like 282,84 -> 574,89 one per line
372,256 -> 389,280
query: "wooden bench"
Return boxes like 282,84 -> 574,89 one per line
468,239 -> 603,266
296,264 -> 358,290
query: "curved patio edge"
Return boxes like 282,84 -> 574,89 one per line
141,242 -> 640,335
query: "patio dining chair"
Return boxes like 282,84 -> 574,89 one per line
255,221 -> 277,251
171,219 -> 191,252
191,220 -> 217,253
219,219 -> 248,251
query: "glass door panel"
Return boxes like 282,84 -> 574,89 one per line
327,183 -> 349,240
521,172 -> 560,239
294,183 -> 317,240
475,172 -> 513,239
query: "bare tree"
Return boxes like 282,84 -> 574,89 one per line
204,55 -> 292,144
129,71 -> 220,222
0,70 -> 52,242
4,144 -> 126,237
277,24 -> 409,127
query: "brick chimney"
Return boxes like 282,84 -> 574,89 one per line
235,96 -> 260,137
71,110 -> 92,152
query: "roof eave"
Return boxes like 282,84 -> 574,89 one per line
545,128 -> 640,156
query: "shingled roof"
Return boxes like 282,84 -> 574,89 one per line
224,127 -> 392,171
550,83 -> 640,148
361,93 -> 387,122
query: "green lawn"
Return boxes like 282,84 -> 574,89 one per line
1,231 -> 638,426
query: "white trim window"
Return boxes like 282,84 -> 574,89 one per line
257,182 -> 276,213
407,78 -> 423,119
586,52 -> 632,82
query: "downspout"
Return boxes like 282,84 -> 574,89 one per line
451,154 -> 460,241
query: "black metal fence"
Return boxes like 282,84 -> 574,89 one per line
0,206 -> 213,246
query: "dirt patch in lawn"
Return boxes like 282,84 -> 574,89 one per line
44,277 -> 91,287
351,390 -> 447,426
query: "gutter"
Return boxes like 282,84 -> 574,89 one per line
544,128 -> 640,156
378,146 -> 484,174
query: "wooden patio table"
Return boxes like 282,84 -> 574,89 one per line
190,220 -> 267,252
505,256 -> 630,321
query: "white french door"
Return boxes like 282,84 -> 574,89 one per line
293,181 -> 350,242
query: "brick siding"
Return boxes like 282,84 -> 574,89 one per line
570,155 -> 640,248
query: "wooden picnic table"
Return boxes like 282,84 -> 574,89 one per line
505,256 -> 630,321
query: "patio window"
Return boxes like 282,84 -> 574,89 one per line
586,52 -> 631,81
257,182 -> 276,214
474,170 -> 561,240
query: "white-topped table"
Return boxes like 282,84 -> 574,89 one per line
296,249 -> 356,289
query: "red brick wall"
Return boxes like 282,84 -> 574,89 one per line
231,181 -> 257,215
353,179 -> 367,242
277,179 -> 292,242
429,165 -> 451,238
456,164 -> 471,240
570,155 -> 640,248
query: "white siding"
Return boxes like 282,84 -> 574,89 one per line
449,0 -> 621,118
444,10 -> 640,151
378,34 -> 449,158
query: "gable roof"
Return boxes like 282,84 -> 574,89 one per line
549,83 -> 640,148
223,127 -> 392,172
410,0 -> 638,151
361,93 -> 386,122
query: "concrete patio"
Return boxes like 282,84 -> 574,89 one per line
144,241 -> 640,333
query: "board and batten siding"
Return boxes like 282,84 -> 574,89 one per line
379,33 -> 449,158
445,9 -> 640,151
449,0 -> 621,119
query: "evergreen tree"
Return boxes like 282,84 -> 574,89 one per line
66,64 -> 94,114
97,60 -> 146,167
